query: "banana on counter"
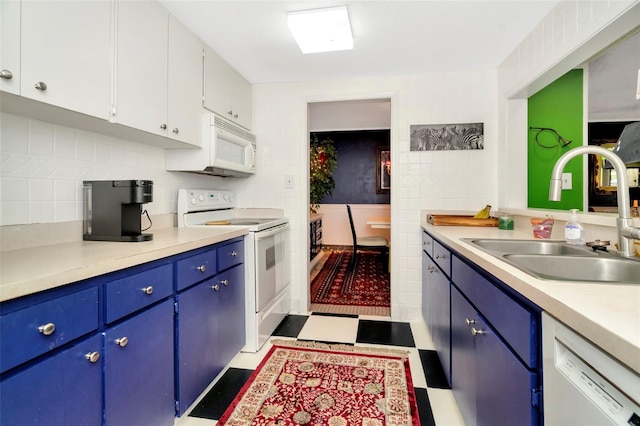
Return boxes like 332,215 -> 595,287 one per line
473,204 -> 492,219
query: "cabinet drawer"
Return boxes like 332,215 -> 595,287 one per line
433,240 -> 451,277
217,240 -> 244,272
422,231 -> 434,257
104,264 -> 173,324
176,248 -> 217,291
452,256 -> 537,368
0,287 -> 99,373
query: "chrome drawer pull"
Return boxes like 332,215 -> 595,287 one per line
172,128 -> 179,134
221,279 -> 228,286
471,327 -> 484,336
142,286 -> 154,295
465,318 -> 476,326
85,351 -> 100,363
197,265 -> 206,272
212,284 -> 220,291
34,81 -> 47,90
38,322 -> 56,336
423,240 -> 431,246
435,253 -> 445,259
115,337 -> 128,348
160,123 -> 167,130
231,251 -> 238,258
0,70 -> 13,79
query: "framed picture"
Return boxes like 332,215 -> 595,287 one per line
410,122 -> 484,151
376,146 -> 390,193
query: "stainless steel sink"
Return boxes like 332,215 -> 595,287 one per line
503,254 -> 640,284
462,238 -> 640,284
464,239 -> 598,256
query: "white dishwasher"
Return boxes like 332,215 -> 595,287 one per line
542,313 -> 640,425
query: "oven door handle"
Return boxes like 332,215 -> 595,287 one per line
254,223 -> 289,240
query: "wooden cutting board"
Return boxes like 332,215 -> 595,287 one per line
205,220 -> 232,225
427,214 -> 498,227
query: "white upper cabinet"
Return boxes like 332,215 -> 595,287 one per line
167,15 -> 203,146
0,0 -> 21,95
203,45 -> 252,130
114,0 -> 168,137
20,0 -> 111,118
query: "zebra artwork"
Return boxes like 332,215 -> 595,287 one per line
410,123 -> 484,151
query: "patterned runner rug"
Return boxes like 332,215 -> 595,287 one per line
217,340 -> 419,425
310,251 -> 390,307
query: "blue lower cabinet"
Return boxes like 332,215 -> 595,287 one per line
176,264 -> 246,416
104,299 -> 175,426
0,334 -> 103,426
216,264 -> 246,368
451,286 -> 539,426
176,277 -> 224,416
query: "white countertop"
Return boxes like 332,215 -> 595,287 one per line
421,222 -> 640,375
0,226 -> 249,303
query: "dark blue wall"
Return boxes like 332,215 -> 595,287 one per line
314,130 -> 391,205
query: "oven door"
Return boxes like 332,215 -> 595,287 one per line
254,223 -> 290,312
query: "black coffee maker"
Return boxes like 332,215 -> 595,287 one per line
83,180 -> 153,242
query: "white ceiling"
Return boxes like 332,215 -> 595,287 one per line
161,0 -> 558,84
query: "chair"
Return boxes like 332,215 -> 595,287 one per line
346,205 -> 389,271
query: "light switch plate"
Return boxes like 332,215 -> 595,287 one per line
562,172 -> 572,190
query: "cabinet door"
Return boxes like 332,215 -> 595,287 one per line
203,45 -> 233,119
430,256 -> 451,385
475,315 -> 538,426
0,0 -> 20,95
216,264 -> 245,367
451,286 -> 478,426
167,15 -> 202,146
231,70 -> 252,129
176,278 -> 223,416
104,300 -> 175,426
115,0 -> 168,136
0,334 -> 102,426
20,0 -> 111,118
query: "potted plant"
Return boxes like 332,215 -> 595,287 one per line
309,134 -> 337,214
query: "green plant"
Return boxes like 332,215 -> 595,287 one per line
310,134 -> 337,213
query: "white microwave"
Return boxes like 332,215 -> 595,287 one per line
166,112 -> 256,177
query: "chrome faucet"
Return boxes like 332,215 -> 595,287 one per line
549,146 -> 640,258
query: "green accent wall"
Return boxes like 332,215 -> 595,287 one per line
528,69 -> 584,211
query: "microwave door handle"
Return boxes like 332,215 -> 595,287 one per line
254,223 -> 289,240
250,145 -> 256,168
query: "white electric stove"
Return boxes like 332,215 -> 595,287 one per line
177,189 -> 290,352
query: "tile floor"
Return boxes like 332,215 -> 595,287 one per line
175,313 -> 465,426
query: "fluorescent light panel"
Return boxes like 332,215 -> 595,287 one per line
287,6 -> 353,54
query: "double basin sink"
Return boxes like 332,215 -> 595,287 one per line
463,239 -> 640,284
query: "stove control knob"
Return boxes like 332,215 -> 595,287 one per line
223,193 -> 229,201
198,194 -> 204,202
190,197 -> 196,205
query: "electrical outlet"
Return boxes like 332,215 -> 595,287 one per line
562,172 -> 572,190
284,175 -> 294,189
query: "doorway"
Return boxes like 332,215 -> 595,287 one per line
307,99 -> 392,316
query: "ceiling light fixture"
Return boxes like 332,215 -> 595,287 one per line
287,6 -> 353,54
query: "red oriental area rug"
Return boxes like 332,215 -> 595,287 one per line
217,340 -> 419,426
310,251 -> 390,308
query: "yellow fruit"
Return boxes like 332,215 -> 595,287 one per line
474,205 -> 492,219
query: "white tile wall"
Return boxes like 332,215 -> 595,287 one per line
0,112 -> 234,227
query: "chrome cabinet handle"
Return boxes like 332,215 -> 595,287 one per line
427,266 -> 435,273
142,286 -> 154,295
233,113 -> 238,118
471,327 -> 484,336
38,322 -> 56,336
160,123 -> 167,130
115,337 -> 128,348
197,265 -> 206,272
227,110 -> 233,116
212,284 -> 220,291
221,279 -> 228,286
423,240 -> 431,246
231,251 -> 238,258
465,318 -> 476,326
435,253 -> 445,259
34,81 -> 47,90
0,70 -> 13,79
85,351 -> 100,363
172,128 -> 179,134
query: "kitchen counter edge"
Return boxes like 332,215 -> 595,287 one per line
421,222 -> 640,375
0,227 -> 250,303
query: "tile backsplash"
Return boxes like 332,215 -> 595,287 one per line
0,112 -> 228,227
